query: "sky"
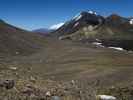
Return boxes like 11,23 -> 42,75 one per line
0,0 -> 132,30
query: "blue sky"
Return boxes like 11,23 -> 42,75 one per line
0,0 -> 132,30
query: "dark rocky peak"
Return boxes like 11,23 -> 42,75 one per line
107,14 -> 121,19
106,14 -> 129,26
107,14 -> 128,21
73,11 -> 105,26
0,19 -> 5,24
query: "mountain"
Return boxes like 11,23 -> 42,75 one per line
33,28 -> 53,34
49,22 -> 64,30
1,14 -> 133,100
52,11 -> 104,37
33,23 -> 64,35
52,11 -> 133,50
0,19 -> 5,23
0,19 -> 45,56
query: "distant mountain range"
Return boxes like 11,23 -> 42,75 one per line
32,28 -> 53,34
32,23 -> 64,34
1,10 -> 133,52
52,11 -> 133,50
53,11 -> 133,37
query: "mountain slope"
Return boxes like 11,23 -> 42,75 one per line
52,11 -> 105,37
0,20 -> 45,56
1,17 -> 133,100
32,28 -> 53,34
52,11 -> 133,50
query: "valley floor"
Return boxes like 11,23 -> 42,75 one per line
0,37 -> 133,100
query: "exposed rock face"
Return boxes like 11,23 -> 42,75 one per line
52,11 -> 105,37
52,11 -> 133,50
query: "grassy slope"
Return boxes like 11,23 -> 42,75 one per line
0,38 -> 133,99
0,22 -> 47,56
1,38 -> 133,85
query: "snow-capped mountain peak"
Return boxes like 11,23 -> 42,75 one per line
73,10 -> 97,21
50,23 -> 64,30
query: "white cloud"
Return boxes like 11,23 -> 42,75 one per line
50,23 -> 64,30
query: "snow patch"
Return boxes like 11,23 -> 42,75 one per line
92,42 -> 104,47
88,11 -> 94,14
129,19 -> 133,25
94,12 -> 97,15
97,95 -> 116,100
73,13 -> 80,19
108,47 -> 124,51
88,10 -> 97,15
73,22 -> 79,27
75,14 -> 82,21
92,42 -> 102,45
73,10 -> 97,21
92,42 -> 125,51
50,23 -> 64,30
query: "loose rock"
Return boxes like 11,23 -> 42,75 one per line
46,91 -> 51,97
52,96 -> 61,100
0,79 -> 15,89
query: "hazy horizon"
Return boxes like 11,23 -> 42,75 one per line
0,0 -> 132,30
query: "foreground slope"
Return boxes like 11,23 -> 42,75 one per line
1,37 -> 133,99
0,19 -> 133,99
0,20 -> 45,56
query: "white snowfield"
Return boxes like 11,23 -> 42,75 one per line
92,42 -> 125,51
50,23 -> 64,30
92,42 -> 104,47
108,47 -> 124,51
75,14 -> 82,21
97,95 -> 116,100
88,10 -> 94,14
92,42 -> 102,45
88,10 -> 97,15
73,13 -> 80,19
